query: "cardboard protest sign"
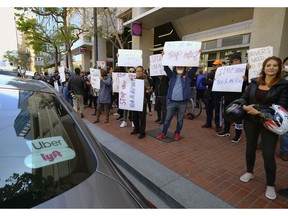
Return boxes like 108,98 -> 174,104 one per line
90,68 -> 100,89
149,54 -> 166,76
118,78 -> 144,111
117,49 -> 142,67
162,41 -> 202,66
212,64 -> 247,92
247,46 -> 273,82
112,72 -> 136,93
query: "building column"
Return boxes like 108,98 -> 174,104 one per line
131,8 -> 154,69
250,8 -> 288,59
91,37 -> 107,69
132,29 -> 153,69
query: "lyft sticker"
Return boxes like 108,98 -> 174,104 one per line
24,136 -> 76,168
24,148 -> 76,168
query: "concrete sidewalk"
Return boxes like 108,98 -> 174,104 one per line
82,106 -> 288,208
84,119 -> 232,208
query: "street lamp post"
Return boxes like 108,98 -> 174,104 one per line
93,7 -> 98,68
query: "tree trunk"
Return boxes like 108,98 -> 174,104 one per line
54,50 -> 58,71
67,47 -> 74,73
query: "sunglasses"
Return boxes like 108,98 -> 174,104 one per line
129,70 -> 135,73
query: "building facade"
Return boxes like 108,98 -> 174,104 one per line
72,7 -> 288,71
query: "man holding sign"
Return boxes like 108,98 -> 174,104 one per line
216,53 -> 249,143
157,41 -> 200,141
130,66 -> 152,139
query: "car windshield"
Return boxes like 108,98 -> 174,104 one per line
0,88 -> 95,208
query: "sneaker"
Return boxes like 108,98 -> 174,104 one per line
130,130 -> 139,135
120,121 -> 127,128
113,113 -> 120,116
240,172 -> 254,183
217,131 -> 230,137
80,113 -> 84,118
157,133 -> 167,139
174,133 -> 180,141
155,119 -> 161,123
158,121 -> 164,125
265,186 -> 276,200
231,136 -> 241,143
131,122 -> 135,128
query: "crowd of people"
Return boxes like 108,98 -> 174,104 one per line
31,53 -> 288,201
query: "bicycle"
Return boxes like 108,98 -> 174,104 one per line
186,97 -> 202,119
186,87 -> 203,120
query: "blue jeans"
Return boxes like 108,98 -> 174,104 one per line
280,132 -> 288,154
63,86 -> 73,107
162,100 -> 187,135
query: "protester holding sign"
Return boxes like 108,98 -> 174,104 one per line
93,69 -> 112,124
156,42 -> 201,141
234,56 -> 288,200
157,65 -> 198,141
130,66 -> 151,139
217,53 -> 248,143
202,60 -> 223,132
120,67 -> 136,128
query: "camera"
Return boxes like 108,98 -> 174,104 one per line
69,91 -> 76,99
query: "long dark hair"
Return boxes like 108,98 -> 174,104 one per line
258,56 -> 283,87
100,69 -> 108,77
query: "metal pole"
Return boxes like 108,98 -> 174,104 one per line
93,8 -> 98,68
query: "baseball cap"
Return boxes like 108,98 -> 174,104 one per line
230,53 -> 242,61
212,59 -> 223,65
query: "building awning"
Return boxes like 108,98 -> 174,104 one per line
71,42 -> 93,55
123,7 -> 207,29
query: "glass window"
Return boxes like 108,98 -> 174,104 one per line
0,89 -> 95,208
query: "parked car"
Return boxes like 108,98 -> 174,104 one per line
0,74 -> 155,208
0,70 -> 20,77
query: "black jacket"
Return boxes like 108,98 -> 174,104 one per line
67,75 -> 86,96
235,78 -> 288,122
154,76 -> 169,97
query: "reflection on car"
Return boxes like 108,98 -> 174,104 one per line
0,74 -> 155,208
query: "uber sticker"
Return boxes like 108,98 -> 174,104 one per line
26,136 -> 68,153
24,148 -> 76,168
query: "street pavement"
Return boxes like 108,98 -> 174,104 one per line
82,106 -> 288,208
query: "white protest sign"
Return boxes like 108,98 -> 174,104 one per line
59,66 -> 66,82
119,78 -> 144,111
54,81 -> 59,92
112,72 -> 136,93
162,41 -> 202,66
90,68 -> 100,89
25,70 -> 34,76
247,46 -> 273,82
117,49 -> 142,67
149,54 -> 166,76
212,64 -> 247,92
